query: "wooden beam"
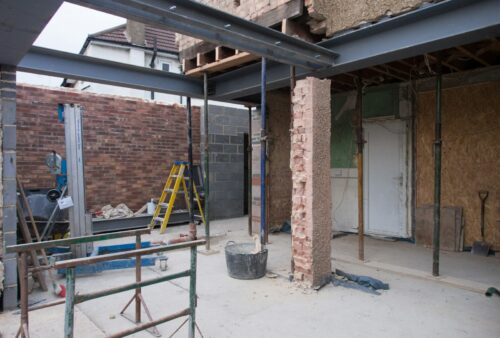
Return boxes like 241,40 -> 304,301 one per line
281,18 -> 315,43
426,53 -> 462,72
186,52 -> 259,77
215,46 -> 235,61
196,51 -> 215,67
456,46 -> 490,67
370,66 -> 407,81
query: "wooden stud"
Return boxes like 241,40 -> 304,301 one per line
456,46 -> 491,67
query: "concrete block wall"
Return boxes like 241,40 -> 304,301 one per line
201,105 -> 249,220
16,84 -> 201,212
1,65 -> 18,310
290,77 -> 332,287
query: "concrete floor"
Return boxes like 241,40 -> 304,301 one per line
1,217 -> 499,337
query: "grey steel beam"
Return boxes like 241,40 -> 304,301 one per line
66,0 -> 337,70
0,0 -> 62,65
19,47 -> 204,98
211,0 -> 500,101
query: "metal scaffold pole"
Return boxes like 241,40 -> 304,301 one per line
432,58 -> 442,276
355,77 -> 365,261
260,57 -> 267,245
187,97 -> 196,240
203,72 -> 210,250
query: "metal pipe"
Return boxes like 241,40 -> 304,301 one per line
188,246 -> 197,338
75,270 -> 191,304
108,308 -> 190,338
432,58 -> 443,277
19,253 -> 29,338
355,76 -> 365,261
290,65 -> 296,274
135,235 -> 141,323
260,57 -> 267,245
6,228 -> 151,254
203,72 -> 210,251
187,97 -> 196,240
52,240 -> 206,271
247,105 -> 253,236
64,268 -> 76,338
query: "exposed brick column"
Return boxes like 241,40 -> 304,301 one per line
1,65 -> 17,309
290,77 -> 332,287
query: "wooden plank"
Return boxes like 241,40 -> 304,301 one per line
196,50 -> 215,67
17,200 -> 48,291
179,0 -> 303,60
215,46 -> 236,61
281,18 -> 315,43
186,52 -> 259,77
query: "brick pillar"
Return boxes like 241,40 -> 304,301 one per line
290,77 -> 332,287
1,65 -> 17,309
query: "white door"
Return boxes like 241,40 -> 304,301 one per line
363,119 -> 408,237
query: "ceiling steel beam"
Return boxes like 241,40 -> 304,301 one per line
0,0 -> 62,65
18,47 -> 204,98
67,0 -> 337,70
211,0 -> 500,101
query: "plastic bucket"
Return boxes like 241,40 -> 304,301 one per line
225,241 -> 268,280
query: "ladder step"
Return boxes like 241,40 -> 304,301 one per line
172,175 -> 189,180
164,188 -> 185,193
159,203 -> 169,208
154,217 -> 165,223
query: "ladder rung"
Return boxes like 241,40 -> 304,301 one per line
172,175 -> 189,179
159,203 -> 169,208
154,217 -> 164,223
164,188 -> 185,193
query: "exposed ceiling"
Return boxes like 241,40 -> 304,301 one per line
0,0 -> 62,65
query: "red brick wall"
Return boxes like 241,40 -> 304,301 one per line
16,84 -> 200,212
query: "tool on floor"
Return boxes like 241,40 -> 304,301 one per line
472,190 -> 490,256
149,161 -> 205,234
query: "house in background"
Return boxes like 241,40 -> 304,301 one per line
63,20 -> 182,104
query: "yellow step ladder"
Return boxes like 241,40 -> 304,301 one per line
149,161 -> 205,234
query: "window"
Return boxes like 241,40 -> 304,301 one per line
161,63 -> 170,72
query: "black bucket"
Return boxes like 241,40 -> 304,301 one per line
225,241 -> 268,280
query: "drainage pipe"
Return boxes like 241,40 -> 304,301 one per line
432,58 -> 442,276
260,57 -> 267,245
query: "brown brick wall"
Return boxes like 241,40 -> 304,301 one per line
16,84 -> 200,212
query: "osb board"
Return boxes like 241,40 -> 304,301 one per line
268,89 -> 292,228
416,81 -> 500,249
415,205 -> 463,251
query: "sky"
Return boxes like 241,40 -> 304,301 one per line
17,2 -> 125,86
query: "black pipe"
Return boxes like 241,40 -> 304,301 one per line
432,58 -> 442,277
203,73 -> 210,250
187,97 -> 194,225
247,105 -> 253,237
260,57 -> 267,246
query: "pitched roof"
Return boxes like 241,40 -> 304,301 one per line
88,23 -> 178,54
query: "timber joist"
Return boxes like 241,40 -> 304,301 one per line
183,46 -> 259,77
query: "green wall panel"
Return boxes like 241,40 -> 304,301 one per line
330,84 -> 399,168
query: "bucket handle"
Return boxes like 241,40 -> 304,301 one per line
225,241 -> 236,247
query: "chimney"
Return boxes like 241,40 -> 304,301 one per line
125,20 -> 146,46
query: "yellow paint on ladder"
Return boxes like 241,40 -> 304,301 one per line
149,162 -> 205,234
